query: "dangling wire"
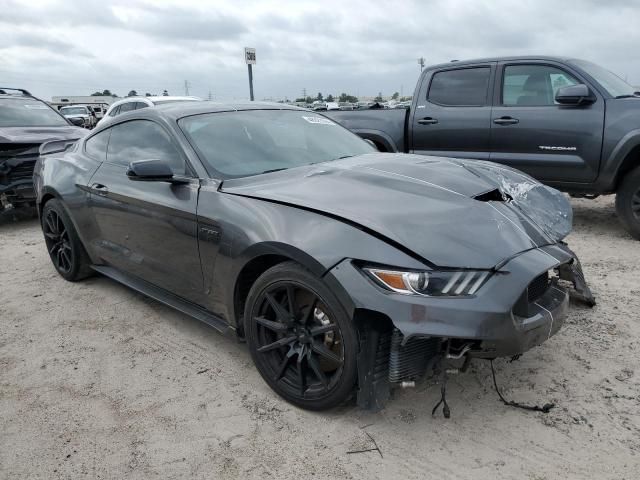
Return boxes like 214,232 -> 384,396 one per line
490,359 -> 555,413
431,354 -> 451,418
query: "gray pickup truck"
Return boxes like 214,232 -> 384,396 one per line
325,56 -> 640,239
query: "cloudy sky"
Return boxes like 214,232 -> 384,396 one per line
1,0 -> 639,101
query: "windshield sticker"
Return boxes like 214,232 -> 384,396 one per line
302,116 -> 335,125
24,104 -> 49,109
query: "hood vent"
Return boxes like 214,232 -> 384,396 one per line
474,188 -> 512,203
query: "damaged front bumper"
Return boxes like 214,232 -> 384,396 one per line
0,144 -> 40,209
327,243 -> 594,409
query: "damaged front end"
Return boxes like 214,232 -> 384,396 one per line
0,143 -> 41,211
335,161 -> 597,411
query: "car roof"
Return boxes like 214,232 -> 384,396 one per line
152,100 -> 306,120
426,55 -> 579,70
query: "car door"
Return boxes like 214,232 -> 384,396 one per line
409,64 -> 494,159
88,119 -> 204,303
490,61 -> 605,183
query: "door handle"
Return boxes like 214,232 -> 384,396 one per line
493,116 -> 519,125
417,117 -> 438,125
90,183 -> 109,195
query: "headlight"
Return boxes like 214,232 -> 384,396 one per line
363,267 -> 491,297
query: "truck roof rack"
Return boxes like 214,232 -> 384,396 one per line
0,87 -> 33,96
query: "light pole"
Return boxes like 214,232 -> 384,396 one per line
418,57 -> 425,71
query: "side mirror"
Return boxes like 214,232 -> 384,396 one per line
555,84 -> 595,106
126,159 -> 175,182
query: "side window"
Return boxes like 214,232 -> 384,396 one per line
106,120 -> 187,175
84,129 -> 110,161
428,67 -> 491,106
108,105 -> 120,117
118,102 -> 135,113
134,102 -> 149,110
502,65 -> 580,106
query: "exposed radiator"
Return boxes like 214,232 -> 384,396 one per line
388,329 -> 440,383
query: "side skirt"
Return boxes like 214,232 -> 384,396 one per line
91,265 -> 234,337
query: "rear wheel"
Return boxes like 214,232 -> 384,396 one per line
615,167 -> 640,240
245,262 -> 358,410
42,199 -> 93,281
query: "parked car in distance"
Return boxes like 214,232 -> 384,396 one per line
34,102 -> 593,410
99,96 -> 201,125
0,87 -> 86,211
325,102 -> 341,111
326,56 -> 640,239
59,105 -> 97,129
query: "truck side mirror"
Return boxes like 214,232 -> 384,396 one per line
555,84 -> 595,106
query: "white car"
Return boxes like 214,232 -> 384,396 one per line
59,105 -> 97,129
99,96 -> 201,125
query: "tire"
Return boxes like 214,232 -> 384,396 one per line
615,167 -> 640,240
245,261 -> 358,410
41,198 -> 93,281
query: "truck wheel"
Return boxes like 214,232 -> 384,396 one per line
615,167 -> 640,240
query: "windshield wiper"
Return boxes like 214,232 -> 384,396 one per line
615,93 -> 640,98
260,168 -> 288,174
336,155 -> 354,160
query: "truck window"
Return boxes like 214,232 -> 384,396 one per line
502,65 -> 579,106
427,67 -> 491,106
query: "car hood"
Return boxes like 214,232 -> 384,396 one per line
0,126 -> 87,143
221,153 -> 573,269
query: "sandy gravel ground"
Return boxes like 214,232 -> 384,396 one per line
1,196 -> 638,480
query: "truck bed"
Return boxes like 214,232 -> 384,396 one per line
325,108 -> 408,153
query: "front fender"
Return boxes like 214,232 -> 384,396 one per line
600,129 -> 640,190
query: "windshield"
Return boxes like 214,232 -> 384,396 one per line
60,107 -> 87,115
570,59 -> 637,97
0,98 -> 68,127
179,110 -> 375,178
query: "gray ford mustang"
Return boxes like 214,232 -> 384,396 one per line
34,102 -> 594,410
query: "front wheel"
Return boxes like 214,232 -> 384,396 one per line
615,167 -> 640,240
245,262 -> 358,410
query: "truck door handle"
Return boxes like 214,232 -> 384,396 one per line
493,116 -> 519,125
417,117 -> 438,125
90,183 -> 109,195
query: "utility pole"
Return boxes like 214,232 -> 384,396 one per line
302,88 -> 307,100
244,47 -> 256,101
418,57 -> 425,71
184,80 -> 190,96
208,89 -> 212,101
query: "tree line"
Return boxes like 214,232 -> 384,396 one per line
90,89 -> 170,97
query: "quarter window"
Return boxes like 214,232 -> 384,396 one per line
106,120 -> 186,174
84,129 -> 110,161
502,65 -> 580,106
428,67 -> 491,106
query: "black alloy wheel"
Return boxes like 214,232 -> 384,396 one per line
41,199 -> 93,281
43,208 -> 73,274
246,262 -> 357,410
